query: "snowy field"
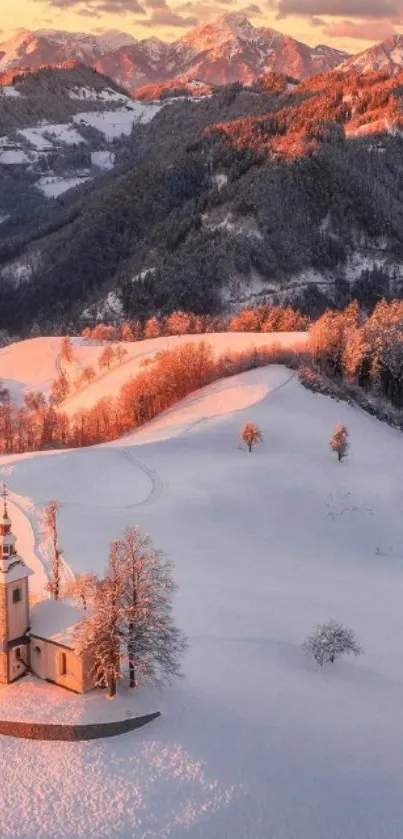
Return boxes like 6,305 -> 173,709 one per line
72,100 -> 161,140
1,345 -> 403,837
36,174 -> 91,198
18,124 -> 85,149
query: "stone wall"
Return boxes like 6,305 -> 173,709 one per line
0,711 -> 160,741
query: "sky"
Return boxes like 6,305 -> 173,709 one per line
0,0 -> 401,52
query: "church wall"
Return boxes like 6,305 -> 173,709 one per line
30,636 -> 91,693
81,650 -> 97,693
0,652 -> 8,683
0,583 -> 9,683
7,578 -> 29,642
0,583 -> 8,648
8,643 -> 29,683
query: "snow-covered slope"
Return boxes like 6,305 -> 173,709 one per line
1,350 -> 403,837
175,14 -> 348,85
0,336 -> 97,402
0,66 -> 162,210
340,34 -> 403,74
0,331 -> 307,409
0,29 -> 137,73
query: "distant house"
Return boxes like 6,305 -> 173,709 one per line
0,488 -> 94,693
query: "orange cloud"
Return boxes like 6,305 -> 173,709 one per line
324,17 -> 396,38
275,0 -> 402,19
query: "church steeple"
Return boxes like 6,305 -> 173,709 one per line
0,484 -> 32,582
0,483 -> 19,571
0,483 -> 32,684
0,481 -> 12,532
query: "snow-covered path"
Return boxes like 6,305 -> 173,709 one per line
1,364 -> 403,837
5,494 -> 48,596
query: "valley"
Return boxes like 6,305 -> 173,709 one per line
1,8 -> 403,838
2,19 -> 403,332
1,331 -> 403,837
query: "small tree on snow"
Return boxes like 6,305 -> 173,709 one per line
330,424 -> 349,462
43,500 -> 63,601
98,344 -> 115,370
240,422 -> 263,453
115,345 -> 129,365
302,620 -> 362,667
60,336 -> 74,364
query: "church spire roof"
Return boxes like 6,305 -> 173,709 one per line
0,483 -> 11,536
0,484 -> 32,583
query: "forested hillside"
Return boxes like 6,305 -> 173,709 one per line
2,69 -> 403,335
0,64 -> 159,235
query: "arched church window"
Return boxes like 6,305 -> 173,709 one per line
12,588 -> 21,604
15,648 -> 21,661
34,646 -> 41,655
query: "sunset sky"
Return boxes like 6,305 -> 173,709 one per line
0,0 -> 401,52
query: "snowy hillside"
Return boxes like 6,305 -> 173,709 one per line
340,33 -> 403,74
0,331 -> 307,410
0,66 -> 162,213
1,342 -> 403,837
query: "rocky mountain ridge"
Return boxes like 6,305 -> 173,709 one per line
0,15 -> 349,93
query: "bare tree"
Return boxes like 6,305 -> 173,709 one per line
81,365 -> 96,386
77,529 -> 187,697
98,345 -> 116,371
302,620 -> 362,667
60,336 -> 74,364
43,500 -> 63,601
115,345 -> 129,366
330,424 -> 349,462
78,553 -> 122,698
115,527 -> 187,688
65,572 -> 98,611
240,421 -> 263,453
50,373 -> 70,406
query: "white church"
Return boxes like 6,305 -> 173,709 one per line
0,486 -> 94,693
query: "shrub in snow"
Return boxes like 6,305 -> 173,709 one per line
302,620 -> 362,667
330,424 -> 349,462
240,422 -> 263,453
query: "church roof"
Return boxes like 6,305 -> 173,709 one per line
30,599 -> 83,650
0,557 -> 34,584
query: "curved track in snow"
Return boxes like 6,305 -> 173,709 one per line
6,493 -> 49,594
118,447 -> 165,506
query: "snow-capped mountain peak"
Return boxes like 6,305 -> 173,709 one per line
180,13 -> 273,52
0,15 -> 351,91
339,33 -> 403,74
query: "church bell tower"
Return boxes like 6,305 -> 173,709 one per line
0,483 -> 32,683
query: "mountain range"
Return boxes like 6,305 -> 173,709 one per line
0,15 -> 348,93
2,16 -> 403,97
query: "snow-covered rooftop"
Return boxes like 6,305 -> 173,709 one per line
0,556 -> 33,584
30,599 -> 83,649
